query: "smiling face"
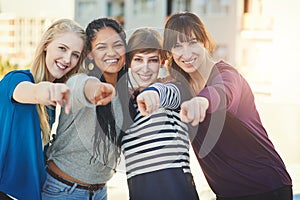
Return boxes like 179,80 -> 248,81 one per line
45,31 -> 84,81
170,32 -> 206,74
130,51 -> 160,88
88,27 -> 126,77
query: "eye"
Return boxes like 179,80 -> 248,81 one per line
114,42 -> 124,48
133,57 -> 143,62
96,46 -> 106,51
72,53 -> 80,59
59,46 -> 67,51
149,58 -> 159,63
189,39 -> 198,45
173,43 -> 182,48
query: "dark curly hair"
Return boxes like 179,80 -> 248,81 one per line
86,18 -> 135,166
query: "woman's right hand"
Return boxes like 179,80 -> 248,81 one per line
92,82 -> 116,106
136,90 -> 160,116
13,81 -> 71,114
84,78 -> 116,106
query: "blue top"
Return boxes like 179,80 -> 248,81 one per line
0,70 -> 46,200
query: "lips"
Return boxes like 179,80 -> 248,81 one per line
183,58 -> 196,65
56,61 -> 68,70
104,58 -> 119,64
138,74 -> 152,81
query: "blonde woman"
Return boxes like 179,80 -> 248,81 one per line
0,19 -> 86,200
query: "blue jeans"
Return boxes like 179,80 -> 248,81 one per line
42,172 -> 107,200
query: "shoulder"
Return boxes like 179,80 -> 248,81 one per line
0,70 -> 33,99
213,61 -> 239,75
210,61 -> 241,81
66,73 -> 92,88
1,69 -> 33,83
157,75 -> 176,83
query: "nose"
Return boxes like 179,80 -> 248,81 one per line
63,52 -> 71,65
181,45 -> 192,59
141,60 -> 149,72
107,46 -> 117,56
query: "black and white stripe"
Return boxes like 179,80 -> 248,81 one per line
122,83 -> 191,179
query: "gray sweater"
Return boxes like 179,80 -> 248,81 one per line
46,73 -> 123,184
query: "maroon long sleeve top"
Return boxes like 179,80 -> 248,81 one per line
192,61 -> 292,198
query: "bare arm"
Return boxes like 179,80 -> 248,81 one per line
13,81 -> 71,114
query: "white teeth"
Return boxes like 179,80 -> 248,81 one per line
105,59 -> 118,63
140,74 -> 150,78
184,59 -> 194,64
57,62 -> 67,70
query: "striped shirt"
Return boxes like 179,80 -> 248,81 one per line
121,83 -> 191,179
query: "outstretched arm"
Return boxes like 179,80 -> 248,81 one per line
13,81 -> 71,114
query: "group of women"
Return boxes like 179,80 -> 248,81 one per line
0,11 -> 293,200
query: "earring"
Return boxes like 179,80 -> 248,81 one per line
88,62 -> 94,70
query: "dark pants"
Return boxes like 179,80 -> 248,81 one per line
128,168 -> 199,200
0,191 -> 13,200
217,185 -> 293,200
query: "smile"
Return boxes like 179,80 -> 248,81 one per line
138,74 -> 151,81
56,61 -> 67,70
105,59 -> 119,64
183,58 -> 196,65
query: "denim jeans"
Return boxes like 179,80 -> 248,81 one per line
42,172 -> 107,200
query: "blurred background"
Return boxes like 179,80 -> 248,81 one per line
0,0 -> 299,199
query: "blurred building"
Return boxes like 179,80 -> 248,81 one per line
1,0 -> 300,102
0,0 -> 256,69
0,13 -> 53,66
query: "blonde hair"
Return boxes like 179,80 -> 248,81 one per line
30,18 -> 86,144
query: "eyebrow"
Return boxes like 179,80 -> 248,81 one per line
95,39 -> 123,46
177,37 -> 197,43
134,55 -> 159,59
58,42 -> 82,54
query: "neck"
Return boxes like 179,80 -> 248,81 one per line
103,73 -> 118,87
190,58 -> 215,94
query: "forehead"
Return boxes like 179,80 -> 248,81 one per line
134,51 -> 159,57
93,27 -> 123,44
176,31 -> 196,43
51,32 -> 84,51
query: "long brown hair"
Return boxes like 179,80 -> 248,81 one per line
163,12 -> 216,82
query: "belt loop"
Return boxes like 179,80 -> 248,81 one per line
89,190 -> 94,200
68,182 -> 78,194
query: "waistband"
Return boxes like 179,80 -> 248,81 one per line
46,167 -> 105,191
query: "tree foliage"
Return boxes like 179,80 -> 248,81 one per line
0,59 -> 19,79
